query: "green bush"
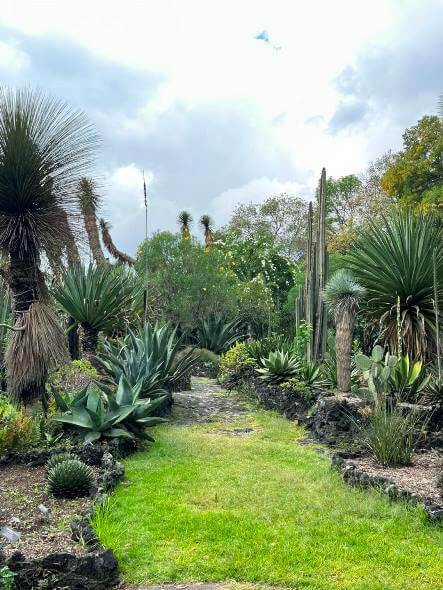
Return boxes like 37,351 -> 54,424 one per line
0,396 -> 40,456
361,402 -> 422,466
47,458 -> 93,498
218,342 -> 256,388
49,359 -> 98,392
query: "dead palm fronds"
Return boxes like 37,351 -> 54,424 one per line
99,218 -> 134,265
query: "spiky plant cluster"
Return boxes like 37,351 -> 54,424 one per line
323,270 -> 366,320
46,451 -> 77,472
178,210 -> 192,240
47,458 -> 93,498
99,218 -> 135,265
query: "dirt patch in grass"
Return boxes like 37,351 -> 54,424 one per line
352,451 -> 443,505
0,464 -> 91,559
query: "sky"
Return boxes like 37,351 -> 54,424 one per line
1,0 -> 442,254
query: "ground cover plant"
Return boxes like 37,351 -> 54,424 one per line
98,400 -> 443,589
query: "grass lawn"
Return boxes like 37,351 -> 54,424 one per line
98,407 -> 443,589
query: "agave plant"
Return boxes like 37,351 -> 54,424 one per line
256,350 -> 300,384
389,355 -> 430,402
96,323 -> 197,396
195,314 -> 243,354
347,210 -> 443,359
53,376 -> 166,443
53,264 -> 135,360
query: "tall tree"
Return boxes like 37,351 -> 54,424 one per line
223,194 -> 307,260
177,210 -> 192,240
100,218 -> 135,265
324,270 -> 365,392
0,87 -> 98,402
78,177 -> 106,264
199,214 -> 214,249
382,115 -> 443,213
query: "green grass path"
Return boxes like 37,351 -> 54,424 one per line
100,380 -> 443,589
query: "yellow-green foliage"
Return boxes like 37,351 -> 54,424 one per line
49,359 -> 98,391
217,341 -> 255,384
0,396 -> 40,456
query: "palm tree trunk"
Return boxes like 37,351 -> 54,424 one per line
81,323 -> 98,363
84,209 -> 106,265
67,316 -> 80,360
336,308 -> 354,393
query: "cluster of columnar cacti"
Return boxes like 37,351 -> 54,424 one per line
295,168 -> 328,361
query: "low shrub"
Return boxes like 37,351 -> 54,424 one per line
0,396 -> 40,456
49,359 -> 98,392
218,341 -> 256,389
361,402 -> 422,466
47,458 -> 94,498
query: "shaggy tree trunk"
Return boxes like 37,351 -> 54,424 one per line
67,316 -> 80,360
81,323 -> 98,364
83,210 -> 106,265
335,308 -> 355,393
8,249 -> 46,402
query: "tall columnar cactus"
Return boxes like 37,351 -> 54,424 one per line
298,169 -> 328,362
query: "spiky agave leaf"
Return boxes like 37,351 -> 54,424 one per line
0,87 -> 99,257
347,210 -> 443,358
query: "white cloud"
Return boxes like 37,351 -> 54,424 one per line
0,40 -> 29,71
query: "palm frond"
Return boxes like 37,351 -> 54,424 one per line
0,87 -> 100,257
347,210 -> 443,358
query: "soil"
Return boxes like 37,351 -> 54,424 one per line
351,451 -> 443,505
0,464 -> 91,558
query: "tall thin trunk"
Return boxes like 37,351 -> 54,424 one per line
335,308 -> 354,393
67,316 -> 80,360
84,209 -> 106,265
100,218 -> 134,265
81,323 -> 98,365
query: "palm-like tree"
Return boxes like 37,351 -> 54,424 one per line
53,264 -> 135,362
0,87 -> 98,401
178,210 -> 192,240
199,214 -> 214,249
99,218 -> 135,265
324,270 -> 365,392
78,177 -> 106,265
347,210 -> 443,359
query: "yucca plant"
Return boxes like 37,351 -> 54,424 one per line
53,264 -> 135,361
99,218 -> 135,266
0,87 -> 98,402
347,210 -> 443,359
195,314 -> 243,354
324,270 -> 366,392
256,350 -> 300,384
97,323 -> 197,396
48,458 -> 93,497
199,214 -> 214,249
178,210 -> 192,240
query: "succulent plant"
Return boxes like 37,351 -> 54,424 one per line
256,350 -> 301,384
47,458 -> 93,498
355,345 -> 398,405
46,452 -> 77,472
